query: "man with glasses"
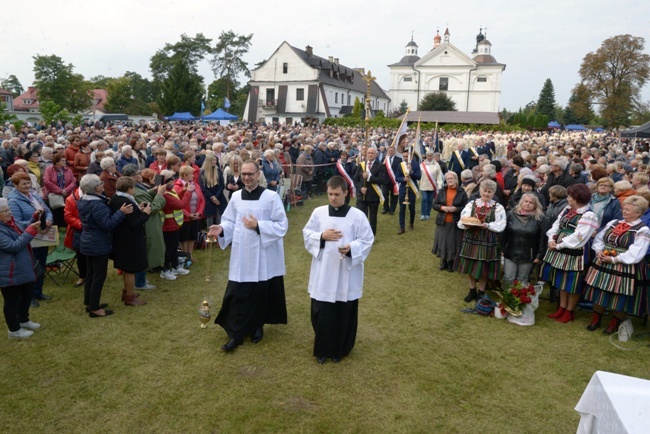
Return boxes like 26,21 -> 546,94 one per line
208,161 -> 288,352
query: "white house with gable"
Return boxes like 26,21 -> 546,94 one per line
388,28 -> 506,113
243,41 -> 390,124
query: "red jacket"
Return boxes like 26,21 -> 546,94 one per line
149,161 -> 167,174
64,144 -> 80,167
63,188 -> 82,250
173,179 -> 205,222
162,186 -> 191,232
43,165 -> 77,196
73,151 -> 91,179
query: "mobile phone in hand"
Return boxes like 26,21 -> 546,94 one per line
154,174 -> 164,186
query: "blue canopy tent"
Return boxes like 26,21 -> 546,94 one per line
594,127 -> 604,132
165,112 -> 198,121
548,121 -> 561,129
203,108 -> 238,121
565,124 -> 587,131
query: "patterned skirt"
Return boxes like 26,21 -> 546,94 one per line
583,260 -> 648,316
456,227 -> 501,280
541,244 -> 589,294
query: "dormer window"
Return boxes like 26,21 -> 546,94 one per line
477,77 -> 487,82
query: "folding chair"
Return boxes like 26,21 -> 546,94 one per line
45,229 -> 79,286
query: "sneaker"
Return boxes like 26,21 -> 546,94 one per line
420,215 -> 426,221
19,321 -> 41,330
135,283 -> 156,290
160,271 -> 177,281
8,329 -> 34,339
172,266 -> 190,275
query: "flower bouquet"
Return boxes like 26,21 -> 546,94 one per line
495,280 -> 537,317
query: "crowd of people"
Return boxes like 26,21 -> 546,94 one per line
1,118 -> 649,353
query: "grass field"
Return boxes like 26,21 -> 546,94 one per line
1,195 -> 649,433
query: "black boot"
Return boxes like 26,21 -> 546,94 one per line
221,338 -> 243,352
251,326 -> 264,343
447,260 -> 454,273
477,290 -> 486,299
439,259 -> 448,271
464,287 -> 478,303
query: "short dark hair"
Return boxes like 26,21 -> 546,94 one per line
327,175 -> 348,192
51,153 -> 65,165
567,183 -> 592,205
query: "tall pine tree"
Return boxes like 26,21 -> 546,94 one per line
536,78 -> 556,121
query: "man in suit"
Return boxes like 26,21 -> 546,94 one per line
381,146 -> 402,215
396,150 -> 421,234
449,143 -> 469,177
353,147 -> 385,235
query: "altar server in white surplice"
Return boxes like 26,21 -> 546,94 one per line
303,176 -> 374,364
208,161 -> 288,353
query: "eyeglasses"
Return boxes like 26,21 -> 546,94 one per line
0,209 -> 10,214
241,172 -> 258,177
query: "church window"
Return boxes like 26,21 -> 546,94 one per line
439,77 -> 449,91
477,77 -> 487,82
283,63 -> 288,74
403,76 -> 412,82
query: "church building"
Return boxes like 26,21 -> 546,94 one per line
387,28 -> 506,113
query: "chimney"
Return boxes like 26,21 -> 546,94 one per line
334,58 -> 339,64
305,45 -> 313,56
328,56 -> 334,63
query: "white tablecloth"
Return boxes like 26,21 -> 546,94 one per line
575,370 -> 650,434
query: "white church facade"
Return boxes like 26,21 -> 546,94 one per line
388,29 -> 506,113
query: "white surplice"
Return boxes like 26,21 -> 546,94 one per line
303,205 -> 374,303
219,188 -> 288,282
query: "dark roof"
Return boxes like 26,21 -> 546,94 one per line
401,111 -> 500,125
388,55 -> 421,67
289,44 -> 389,100
473,54 -> 504,65
406,40 -> 418,47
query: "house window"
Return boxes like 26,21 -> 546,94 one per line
283,63 -> 288,74
477,77 -> 487,82
439,77 -> 449,91
296,88 -> 304,101
403,76 -> 413,82
335,93 -> 338,103
347,94 -> 351,105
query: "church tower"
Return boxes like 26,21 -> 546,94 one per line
472,27 -> 485,54
433,29 -> 441,49
405,35 -> 418,56
443,28 -> 450,43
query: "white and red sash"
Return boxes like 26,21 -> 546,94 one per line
385,157 -> 398,194
421,161 -> 437,195
336,160 -> 356,198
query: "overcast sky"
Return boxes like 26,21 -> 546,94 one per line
2,0 -> 649,112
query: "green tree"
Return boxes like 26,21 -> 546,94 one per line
536,79 -> 556,120
398,100 -> 409,116
124,71 -> 155,103
104,77 -> 133,113
206,76 -> 238,111
210,30 -> 253,99
39,100 -> 69,126
579,34 -> 650,128
0,102 -> 17,123
33,54 -> 92,113
0,75 -> 24,96
157,59 -> 204,116
351,97 -> 363,118
150,33 -> 212,82
419,92 -> 457,111
566,83 -> 594,125
89,75 -> 114,89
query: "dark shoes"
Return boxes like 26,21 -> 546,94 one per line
464,288 -> 478,303
381,209 -> 389,215
221,338 -> 243,352
251,327 -> 264,343
35,294 -> 52,301
317,357 -> 327,364
31,299 -> 40,308
331,357 -> 342,363
85,303 -> 108,313
447,260 -> 454,273
397,228 -> 405,234
409,224 -> 414,230
586,312 -> 602,331
603,317 -> 622,335
439,259 -> 448,271
89,309 -> 114,318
